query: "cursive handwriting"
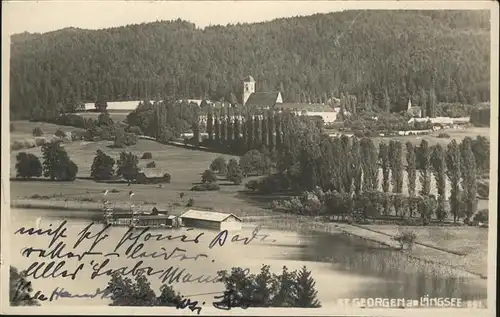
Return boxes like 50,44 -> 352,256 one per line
24,261 -> 84,280
212,289 -> 259,310
90,259 -> 222,284
127,245 -> 208,262
12,280 -> 113,302
15,221 -> 68,249
209,226 -> 276,249
114,227 -> 204,255
174,296 -> 205,315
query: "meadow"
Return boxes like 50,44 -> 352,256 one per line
10,120 -> 85,143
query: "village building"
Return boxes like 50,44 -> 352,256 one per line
180,209 -> 242,231
241,75 -> 339,123
406,98 -> 422,118
136,169 -> 171,184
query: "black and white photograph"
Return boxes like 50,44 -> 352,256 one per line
1,1 -> 497,316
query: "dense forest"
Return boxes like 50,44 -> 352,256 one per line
10,10 -> 490,119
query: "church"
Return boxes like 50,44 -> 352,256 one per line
242,75 -> 283,109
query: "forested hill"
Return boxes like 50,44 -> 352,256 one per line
10,10 -> 490,119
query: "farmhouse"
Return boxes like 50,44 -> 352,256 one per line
180,209 -> 242,231
136,169 -> 171,184
241,75 -> 339,123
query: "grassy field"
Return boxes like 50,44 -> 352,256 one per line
9,139 -> 271,217
10,120 -> 85,143
362,224 -> 488,277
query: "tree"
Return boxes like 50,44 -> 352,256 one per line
472,136 -> 490,172
54,128 -> 66,138
383,88 -> 391,112
446,140 -> 462,222
428,88 -> 437,118
226,158 -> 243,185
10,266 -> 40,306
214,115 -> 220,143
15,152 -> 42,179
97,112 -> 114,126
155,284 -> 182,306
32,127 -> 43,136
419,139 -> 431,196
419,88 -> 428,117
91,149 -> 116,180
292,266 -> 321,308
116,151 -> 139,183
431,144 -> 447,221
261,114 -> 268,147
460,137 -> 478,222
210,156 -> 227,174
405,142 -> 417,216
106,272 -> 160,306
207,111 -> 214,141
360,138 -> 378,191
202,169 -> 217,183
389,140 -> 403,193
351,138 -> 362,194
95,98 -> 108,112
267,111 -> 275,151
379,143 -> 390,193
240,149 -> 272,176
41,140 -> 78,181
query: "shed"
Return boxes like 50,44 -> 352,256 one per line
136,169 -> 171,184
180,209 -> 242,231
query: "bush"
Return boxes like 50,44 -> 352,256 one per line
141,152 -> 153,159
186,198 -> 195,207
146,161 -> 156,168
32,127 -> 44,136
353,130 -> 364,138
34,137 -> 47,147
210,156 -> 227,174
201,169 -> 217,183
472,209 -> 488,224
191,183 -> 220,191
114,131 -> 138,148
15,152 -> 42,179
393,230 -> 417,250
437,133 -> 450,138
54,129 -> 66,138
477,181 -> 489,199
126,125 -> 143,135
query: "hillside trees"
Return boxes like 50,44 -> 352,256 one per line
41,140 -> 78,181
91,149 -> 116,181
10,10 -> 490,120
116,151 -> 139,183
15,152 -> 42,179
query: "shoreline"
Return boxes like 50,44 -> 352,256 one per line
10,198 -> 487,280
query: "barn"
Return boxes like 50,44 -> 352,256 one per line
180,209 -> 242,231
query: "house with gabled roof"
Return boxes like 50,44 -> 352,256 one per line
180,209 -> 242,231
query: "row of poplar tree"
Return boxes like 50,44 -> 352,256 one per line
264,113 -> 482,223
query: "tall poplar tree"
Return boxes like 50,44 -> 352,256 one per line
419,139 -> 431,196
405,142 -> 417,217
261,113 -> 268,148
253,114 -> 261,148
268,111 -> 275,151
431,144 -> 447,221
446,140 -> 462,222
207,110 -> 214,141
214,114 -> 220,143
274,112 -> 282,150
460,137 -> 478,222
351,138 -> 362,195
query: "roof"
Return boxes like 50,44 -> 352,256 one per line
277,103 -> 335,112
138,215 -> 177,220
244,75 -> 255,82
245,92 -> 280,108
180,209 -> 242,222
138,169 -> 168,178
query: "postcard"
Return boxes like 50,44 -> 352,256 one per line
1,1 -> 497,316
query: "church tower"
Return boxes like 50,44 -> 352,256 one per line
242,75 -> 255,106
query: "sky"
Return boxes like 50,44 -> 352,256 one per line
2,0 -> 492,36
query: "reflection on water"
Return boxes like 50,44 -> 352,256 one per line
292,232 -> 486,301
9,209 -> 487,307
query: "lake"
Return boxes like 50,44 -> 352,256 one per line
9,208 -> 487,307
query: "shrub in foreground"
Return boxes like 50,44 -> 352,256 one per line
141,152 -> 153,159
191,183 -> 220,191
32,127 -> 44,137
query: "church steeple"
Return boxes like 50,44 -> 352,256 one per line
242,75 -> 255,106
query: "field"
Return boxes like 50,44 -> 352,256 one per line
362,224 -> 488,276
10,120 -> 85,143
9,138 -> 270,217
